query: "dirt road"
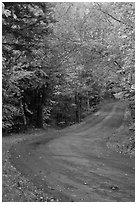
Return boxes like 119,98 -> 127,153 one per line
10,102 -> 135,202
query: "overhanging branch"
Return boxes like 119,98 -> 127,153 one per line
96,3 -> 134,30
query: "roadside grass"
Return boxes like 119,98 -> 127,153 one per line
2,128 -> 60,202
106,101 -> 135,157
106,126 -> 135,157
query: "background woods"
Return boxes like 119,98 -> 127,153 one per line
2,2 -> 135,133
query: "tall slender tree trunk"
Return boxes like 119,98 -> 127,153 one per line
35,91 -> 42,128
86,91 -> 90,111
87,98 -> 90,111
20,99 -> 27,126
36,104 -> 43,128
75,92 -> 82,123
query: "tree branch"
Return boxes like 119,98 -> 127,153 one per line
96,3 -> 134,29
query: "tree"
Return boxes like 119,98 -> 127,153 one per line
50,2 -> 134,122
2,2 -> 135,132
54,2 -> 134,90
2,2 -> 56,131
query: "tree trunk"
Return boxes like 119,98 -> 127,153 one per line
75,92 -> 82,123
35,85 -> 47,128
87,98 -> 90,111
20,99 -> 27,126
36,104 -> 43,128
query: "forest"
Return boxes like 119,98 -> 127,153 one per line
2,2 -> 135,202
2,2 -> 135,133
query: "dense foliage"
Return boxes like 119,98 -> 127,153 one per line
2,2 -> 135,133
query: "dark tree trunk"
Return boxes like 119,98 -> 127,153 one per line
75,92 -> 82,123
86,92 -> 90,110
36,104 -> 43,128
35,85 -> 47,128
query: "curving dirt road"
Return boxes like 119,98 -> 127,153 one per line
10,102 -> 135,202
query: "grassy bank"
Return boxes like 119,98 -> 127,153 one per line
106,101 -> 135,157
